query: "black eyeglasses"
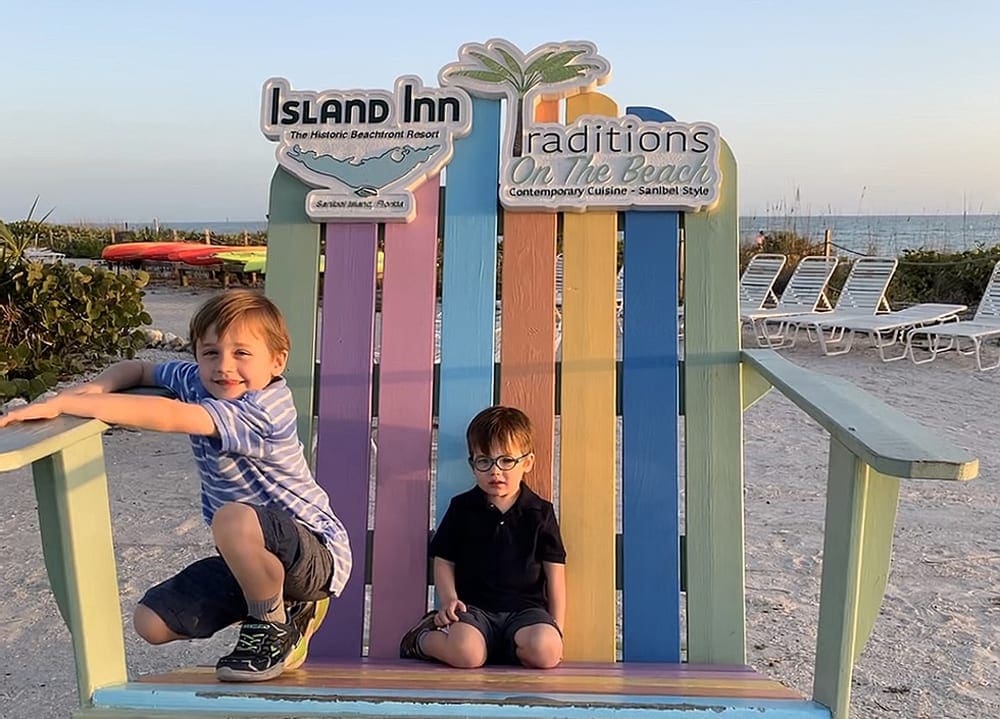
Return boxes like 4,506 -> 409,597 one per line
468,452 -> 531,472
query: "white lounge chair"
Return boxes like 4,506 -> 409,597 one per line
906,260 -> 1000,371
807,303 -> 967,361
741,255 -> 839,347
764,256 -> 898,349
739,253 -> 786,311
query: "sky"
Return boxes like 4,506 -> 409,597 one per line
3,0 -> 998,224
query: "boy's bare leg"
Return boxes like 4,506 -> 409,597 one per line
212,503 -> 286,622
513,624 -> 562,669
420,623 -> 488,669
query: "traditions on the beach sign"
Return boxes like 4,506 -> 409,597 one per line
261,39 -> 722,222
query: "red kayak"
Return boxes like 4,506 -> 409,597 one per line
102,242 -> 198,262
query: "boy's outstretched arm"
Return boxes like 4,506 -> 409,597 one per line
543,561 -> 566,632
432,557 -> 466,625
0,392 -> 216,436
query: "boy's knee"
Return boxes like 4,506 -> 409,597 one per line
211,502 -> 259,544
515,625 -> 563,669
133,604 -> 179,645
451,644 -> 487,669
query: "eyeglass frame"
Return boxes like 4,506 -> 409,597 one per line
467,452 -> 532,472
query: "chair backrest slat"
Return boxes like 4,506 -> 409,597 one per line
315,222 -> 379,658
973,260 -> 1000,321
437,97 -> 503,519
682,142 -> 745,664
559,90 -> 620,662
620,104 -> 682,663
834,257 -> 897,312
739,253 -> 786,308
498,99 -> 559,498
367,178 -> 441,658
774,255 -> 839,312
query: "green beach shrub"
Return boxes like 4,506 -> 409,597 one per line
1,220 -> 152,401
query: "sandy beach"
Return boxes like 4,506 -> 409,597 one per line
1,285 -> 997,718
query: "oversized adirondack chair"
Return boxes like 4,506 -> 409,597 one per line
0,39 -> 979,719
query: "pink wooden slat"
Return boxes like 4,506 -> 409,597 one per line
368,177 -> 441,657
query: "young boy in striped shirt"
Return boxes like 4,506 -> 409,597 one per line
0,290 -> 351,682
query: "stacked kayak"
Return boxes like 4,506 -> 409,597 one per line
102,242 -> 195,262
102,243 -> 268,267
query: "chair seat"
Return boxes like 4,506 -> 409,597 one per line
87,660 -> 831,718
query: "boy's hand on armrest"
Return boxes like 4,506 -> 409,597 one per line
0,397 -> 65,427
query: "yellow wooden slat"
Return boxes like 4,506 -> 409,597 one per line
560,91 -> 619,661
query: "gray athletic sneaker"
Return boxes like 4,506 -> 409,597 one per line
215,617 -> 300,682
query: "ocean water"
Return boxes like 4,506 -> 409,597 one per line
136,215 -> 1000,258
741,214 -> 1000,256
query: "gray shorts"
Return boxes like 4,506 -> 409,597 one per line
457,605 -> 561,664
139,504 -> 333,639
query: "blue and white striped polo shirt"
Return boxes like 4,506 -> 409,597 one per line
154,360 -> 352,596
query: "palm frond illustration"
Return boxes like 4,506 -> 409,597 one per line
440,40 -> 610,156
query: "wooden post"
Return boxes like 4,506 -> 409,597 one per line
204,229 -> 211,245
172,229 -> 179,241
243,230 -> 249,246
824,229 -> 832,257
109,227 -> 115,244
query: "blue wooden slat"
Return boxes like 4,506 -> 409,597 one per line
621,105 -> 681,661
436,97 -> 502,525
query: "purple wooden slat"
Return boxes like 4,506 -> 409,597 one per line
313,223 -> 378,658
368,178 -> 440,657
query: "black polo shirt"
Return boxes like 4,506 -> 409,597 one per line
430,484 -> 566,612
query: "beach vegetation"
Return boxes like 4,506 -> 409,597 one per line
1,220 -> 151,401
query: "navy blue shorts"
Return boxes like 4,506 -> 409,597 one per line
457,605 -> 561,664
139,504 -> 333,639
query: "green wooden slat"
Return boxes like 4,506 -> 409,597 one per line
853,468 -> 900,663
265,168 -> 321,448
33,437 -> 127,707
812,439 -> 897,719
682,140 -> 745,665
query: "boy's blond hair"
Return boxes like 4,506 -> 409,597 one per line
466,406 -> 534,457
189,290 -> 291,357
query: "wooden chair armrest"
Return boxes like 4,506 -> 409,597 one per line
0,416 -> 109,472
741,348 -> 977,481
742,348 -> 978,718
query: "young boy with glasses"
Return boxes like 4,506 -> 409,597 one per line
1,290 -> 352,682
399,406 -> 566,668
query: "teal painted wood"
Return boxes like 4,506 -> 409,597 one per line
89,685 -> 831,719
437,97 -> 501,525
621,104 -> 681,663
682,141 -> 746,664
265,167 -> 321,448
368,178 -> 441,657
741,349 -> 978,481
313,223 -> 379,657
